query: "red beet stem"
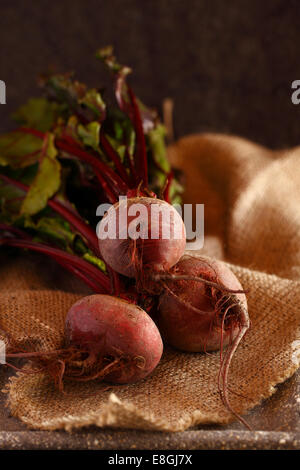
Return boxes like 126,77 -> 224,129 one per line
125,147 -> 138,186
17,126 -> 44,139
0,174 -> 100,255
128,87 -> 148,187
93,168 -> 118,204
55,260 -> 107,293
100,132 -> 131,186
163,171 -> 174,203
16,127 -> 129,201
0,238 -> 111,293
0,224 -> 31,240
56,139 -> 128,195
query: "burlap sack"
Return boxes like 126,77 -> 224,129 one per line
1,133 -> 299,431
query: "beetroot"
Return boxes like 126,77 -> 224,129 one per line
156,253 -> 250,429
4,295 -> 163,388
64,295 -> 163,384
157,254 -> 248,352
98,197 -> 186,279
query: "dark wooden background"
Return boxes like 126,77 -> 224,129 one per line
1,0 -> 300,148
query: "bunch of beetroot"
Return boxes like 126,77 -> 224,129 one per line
0,48 -> 250,427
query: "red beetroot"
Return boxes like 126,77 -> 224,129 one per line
156,253 -> 251,429
157,254 -> 248,352
65,295 -> 163,384
98,197 -> 186,278
4,295 -> 163,388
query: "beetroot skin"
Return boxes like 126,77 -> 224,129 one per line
98,197 -> 186,278
65,295 -> 163,384
158,254 -> 248,352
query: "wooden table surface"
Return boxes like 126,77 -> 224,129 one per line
0,368 -> 299,450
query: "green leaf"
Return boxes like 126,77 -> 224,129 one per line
97,46 -> 157,134
104,108 -> 136,159
147,124 -> 169,193
96,45 -> 132,118
96,45 -> 132,76
21,133 -> 61,216
0,132 -> 42,168
79,89 -> 106,121
147,124 -> 183,204
58,115 -> 80,143
148,124 -> 170,173
169,179 -> 184,205
12,98 -> 63,132
0,179 -> 24,223
43,74 -> 106,123
77,121 -> 100,151
83,252 -> 106,272
25,216 -> 75,250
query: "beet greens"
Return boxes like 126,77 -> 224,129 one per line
0,47 -> 182,293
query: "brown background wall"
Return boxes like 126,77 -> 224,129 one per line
0,0 -> 300,149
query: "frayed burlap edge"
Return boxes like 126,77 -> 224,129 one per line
4,361 -> 299,432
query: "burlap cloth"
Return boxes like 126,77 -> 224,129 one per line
1,133 -> 300,431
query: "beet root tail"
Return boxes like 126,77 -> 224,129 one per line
218,300 -> 252,430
